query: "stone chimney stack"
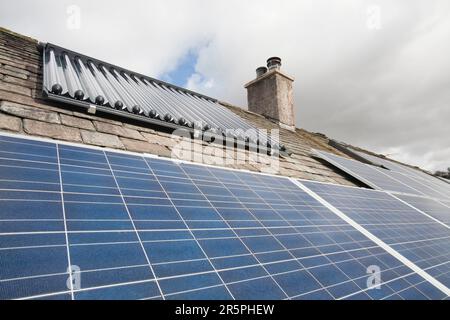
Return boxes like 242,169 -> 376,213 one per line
245,57 -> 295,131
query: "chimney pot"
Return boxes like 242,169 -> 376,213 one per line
256,66 -> 268,78
267,57 -> 282,70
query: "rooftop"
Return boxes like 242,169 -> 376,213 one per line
1,26 -> 449,301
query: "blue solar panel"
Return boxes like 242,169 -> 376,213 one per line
0,134 -> 446,300
343,150 -> 450,200
313,150 -> 422,195
386,171 -> 450,200
397,195 -> 450,227
42,44 -> 282,151
302,180 -> 450,294
352,149 -> 450,188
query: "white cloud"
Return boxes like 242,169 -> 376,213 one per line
1,0 -> 449,171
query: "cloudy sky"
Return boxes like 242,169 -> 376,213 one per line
1,0 -> 449,171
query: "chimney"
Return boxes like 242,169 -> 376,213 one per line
245,57 -> 295,131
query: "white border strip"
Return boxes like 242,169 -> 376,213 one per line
290,178 -> 450,297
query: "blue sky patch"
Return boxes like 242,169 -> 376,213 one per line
162,50 -> 198,87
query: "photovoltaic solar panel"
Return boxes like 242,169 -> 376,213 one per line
0,134 -> 448,300
385,171 -> 450,200
302,181 -> 450,293
396,195 -> 450,227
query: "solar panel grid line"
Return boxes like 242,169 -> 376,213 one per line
437,177 -> 450,185
154,248 -> 414,299
388,193 -> 450,230
395,195 -> 450,228
0,271 -> 68,285
291,179 -> 450,297
140,157 -> 238,300
1,264 -> 157,299
183,171 -> 338,298
311,150 -> 391,191
177,165 -> 332,300
178,167 -> 307,300
1,215 -> 401,237
313,150 -> 427,196
11,242 -> 395,301
301,181 -> 450,297
284,218 -> 442,297
0,202 -> 438,296
339,271 -> 426,300
437,200 -> 450,209
148,242 -> 379,281
0,155 -> 56,168
353,151 -> 417,177
0,165 -> 432,298
148,242 -> 382,271
381,166 -> 450,199
183,169 -> 433,299
351,150 -> 417,178
410,176 -> 450,200
376,169 -> 450,201
388,234 -> 450,248
0,131 -> 278,186
347,256 -> 450,300
351,150 -> 450,199
16,290 -> 71,301
0,172 -> 327,211
65,278 -> 158,295
162,283 -> 226,299
211,171 -> 367,300
0,143 -> 69,299
43,45 -> 282,148
101,151 -> 166,300
20,278 -> 159,301
286,245 -> 436,300
0,243 -> 67,252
